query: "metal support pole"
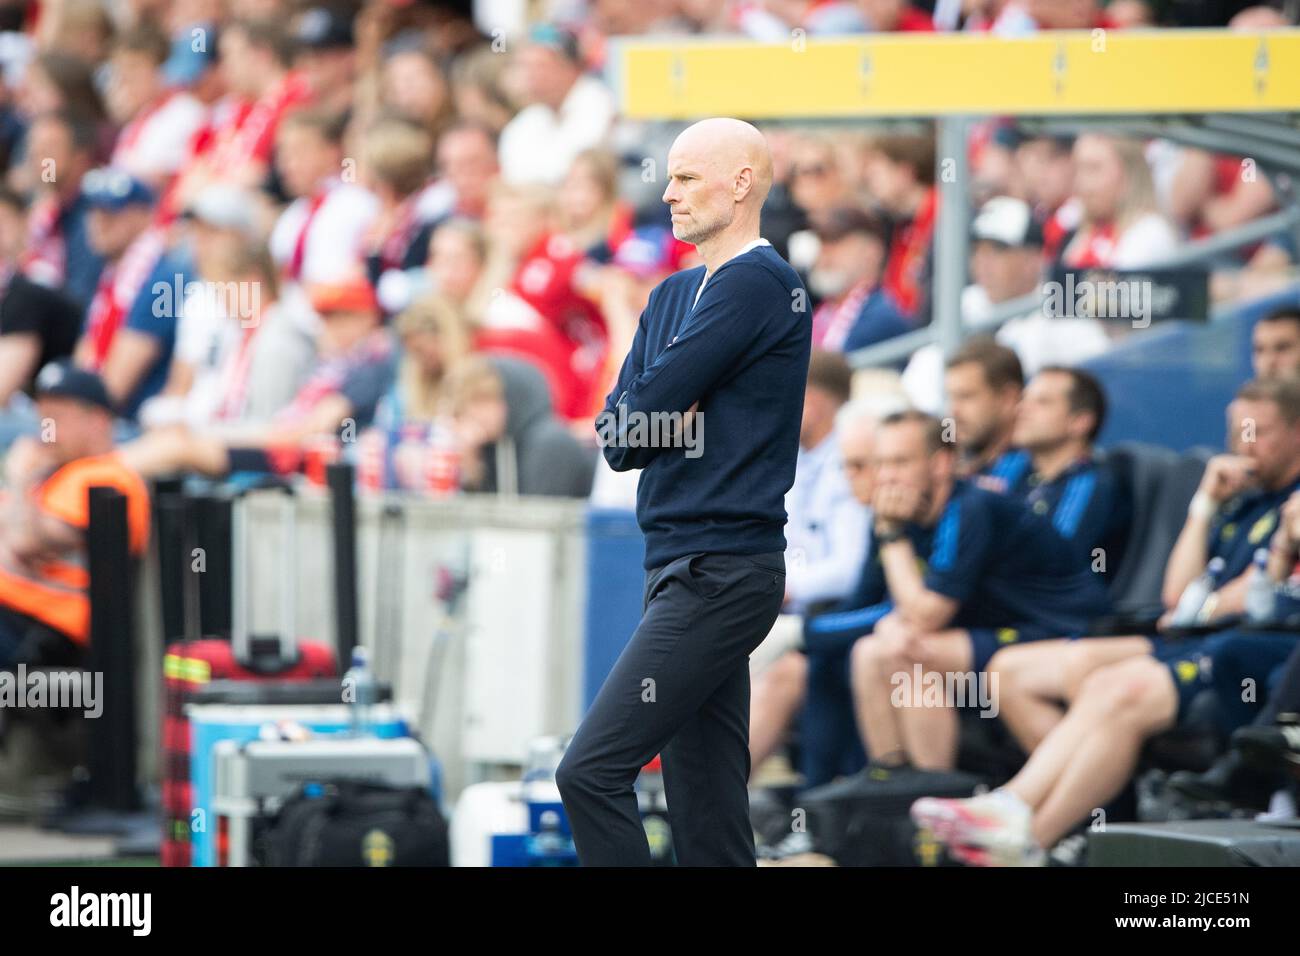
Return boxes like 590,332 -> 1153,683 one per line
933,116 -> 970,360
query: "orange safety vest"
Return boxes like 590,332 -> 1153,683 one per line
0,452 -> 150,643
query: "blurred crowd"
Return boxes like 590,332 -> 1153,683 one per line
0,0 -> 1292,504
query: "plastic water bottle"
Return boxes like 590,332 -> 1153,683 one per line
1171,557 -> 1226,626
1245,548 -> 1277,624
344,647 -> 378,736
526,810 -> 572,866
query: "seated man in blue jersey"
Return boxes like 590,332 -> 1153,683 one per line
943,337 -> 1023,483
1165,489 -> 1300,808
1008,366 -> 1130,577
988,377 -> 1300,755
841,410 -> 1109,772
794,366 -> 1125,785
912,488 -> 1300,867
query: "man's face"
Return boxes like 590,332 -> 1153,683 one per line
1013,371 -> 1077,452
513,45 -> 571,108
35,396 -> 104,463
945,361 -> 1017,457
839,421 -> 876,505
811,232 -> 881,298
1072,134 -> 1123,223
276,125 -> 337,199
438,129 -> 498,215
1230,398 -> 1300,490
298,47 -> 355,103
662,132 -> 735,246
971,240 -> 1040,304
219,29 -> 257,98
106,50 -> 160,124
788,144 -> 843,214
1252,319 -> 1300,381
86,204 -> 150,258
871,420 -> 937,518
26,120 -> 76,191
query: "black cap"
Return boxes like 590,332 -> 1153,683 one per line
34,361 -> 116,414
813,205 -> 889,244
293,7 -> 355,50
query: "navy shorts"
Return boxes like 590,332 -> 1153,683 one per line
967,625 -> 1053,673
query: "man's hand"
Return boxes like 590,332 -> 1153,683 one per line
1198,454 -> 1258,504
4,436 -> 54,488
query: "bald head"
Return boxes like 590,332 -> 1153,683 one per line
663,117 -> 773,250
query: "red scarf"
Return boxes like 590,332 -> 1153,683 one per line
1064,222 -> 1119,269
883,188 -> 937,317
81,228 -> 167,369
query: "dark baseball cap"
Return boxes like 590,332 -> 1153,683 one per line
34,361 -> 116,414
81,167 -> 155,211
293,7 -> 355,50
813,205 -> 888,244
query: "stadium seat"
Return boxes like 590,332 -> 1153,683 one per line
1096,442 -> 1214,624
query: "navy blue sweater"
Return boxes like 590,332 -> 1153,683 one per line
598,243 -> 811,569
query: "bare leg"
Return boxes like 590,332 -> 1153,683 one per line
748,651 -> 808,777
991,636 -> 1155,753
849,631 -> 909,764
1020,656 -> 1178,847
895,630 -> 975,770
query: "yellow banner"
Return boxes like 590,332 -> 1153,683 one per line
613,30 -> 1300,118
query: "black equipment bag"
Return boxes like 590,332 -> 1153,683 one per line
802,767 -> 987,866
258,780 -> 450,867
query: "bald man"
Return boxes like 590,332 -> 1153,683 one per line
557,118 -> 812,865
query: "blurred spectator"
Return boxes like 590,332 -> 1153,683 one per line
969,196 -> 1109,373
427,217 -> 488,309
1168,148 -> 1275,242
13,51 -> 110,172
0,362 -> 150,667
73,167 -> 179,419
784,351 -> 871,613
858,0 -> 936,30
18,111 -> 104,305
1014,132 -> 1077,262
444,354 -> 596,497
120,275 -> 397,478
359,116 -> 449,312
559,147 -> 635,262
373,292 -> 472,434
0,187 -> 82,413
377,42 -> 454,142
140,195 -> 314,430
35,0 -> 116,64
475,181 -> 608,421
106,25 -> 207,189
171,18 -> 311,207
435,120 -> 500,222
269,108 -> 378,304
498,23 -> 615,186
447,45 -> 515,136
290,5 -> 358,115
865,132 -> 937,322
1060,133 -> 1178,269
808,205 -> 910,352
788,134 -> 856,225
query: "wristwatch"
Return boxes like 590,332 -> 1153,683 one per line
875,525 -> 908,546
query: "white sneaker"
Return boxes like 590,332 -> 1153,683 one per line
911,789 -> 1044,867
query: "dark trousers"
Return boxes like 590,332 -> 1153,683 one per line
800,645 -> 868,788
557,550 -> 785,866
